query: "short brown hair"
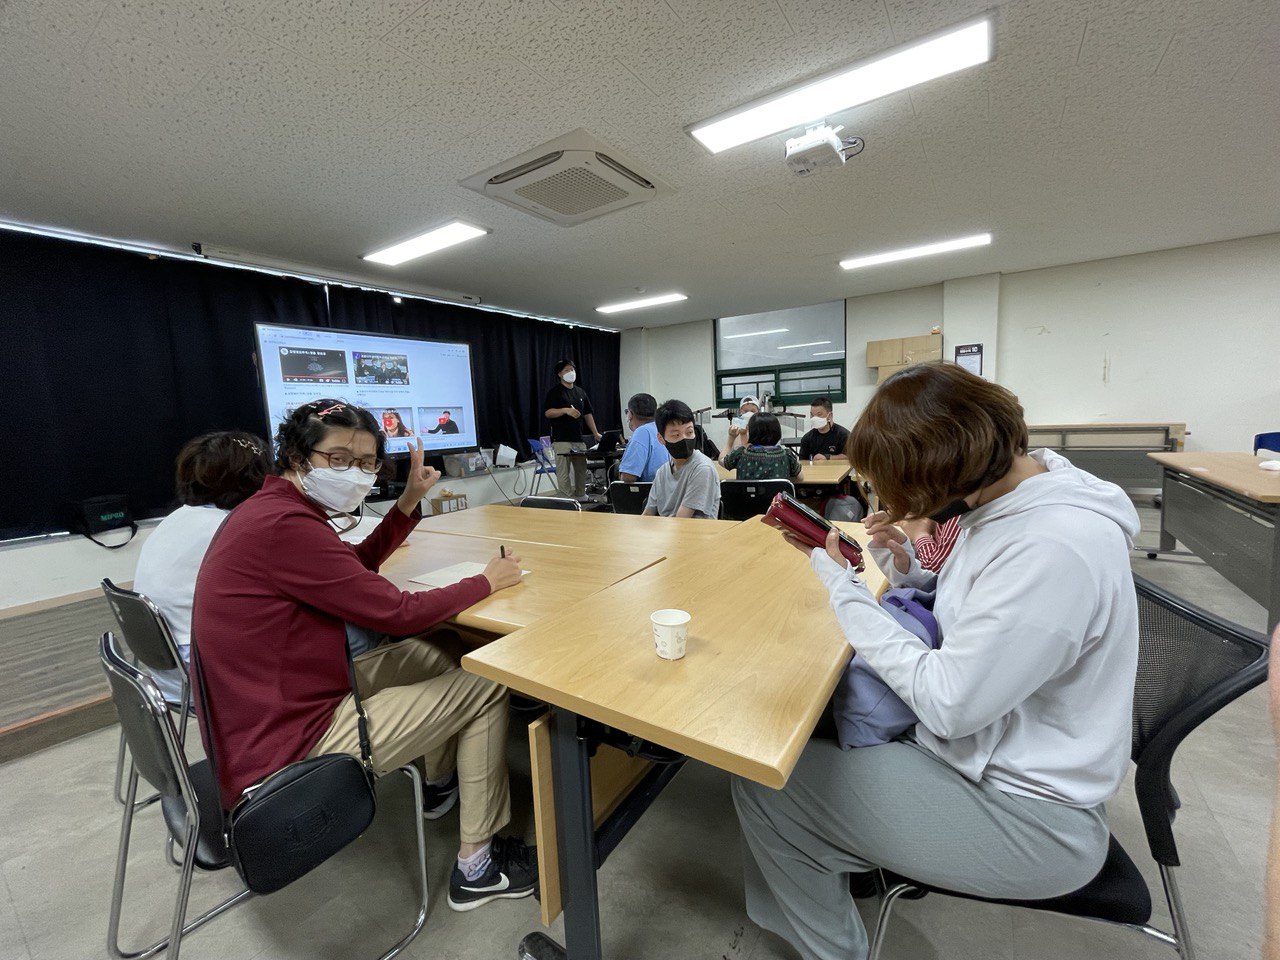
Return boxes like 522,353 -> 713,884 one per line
846,363 -> 1028,519
176,431 -> 272,510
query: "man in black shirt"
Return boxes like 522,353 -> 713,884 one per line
428,410 -> 461,435
797,396 -> 850,462
543,359 -> 601,498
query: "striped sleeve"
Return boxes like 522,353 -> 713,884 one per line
913,517 -> 962,572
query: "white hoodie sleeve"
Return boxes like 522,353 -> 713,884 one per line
865,536 -> 937,591
812,537 -> 1095,741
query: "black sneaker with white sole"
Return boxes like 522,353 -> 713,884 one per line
421,772 -> 458,820
448,835 -> 538,912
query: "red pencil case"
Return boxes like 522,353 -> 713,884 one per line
762,492 -> 864,570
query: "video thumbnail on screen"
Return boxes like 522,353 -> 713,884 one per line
279,347 -> 348,383
418,407 -> 463,436
354,352 -> 410,385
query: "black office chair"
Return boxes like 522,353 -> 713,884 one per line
102,631 -> 431,960
608,481 -> 652,515
520,495 -> 582,511
866,574 -> 1270,960
719,479 -> 795,521
103,578 -> 193,807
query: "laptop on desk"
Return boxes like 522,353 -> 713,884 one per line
590,430 -> 622,456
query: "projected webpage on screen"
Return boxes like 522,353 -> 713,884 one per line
255,324 -> 480,455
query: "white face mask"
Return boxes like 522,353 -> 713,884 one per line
301,465 -> 376,514
562,370 -> 577,384
809,416 -> 830,431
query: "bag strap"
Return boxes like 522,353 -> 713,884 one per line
344,644 -> 375,775
83,521 -> 138,550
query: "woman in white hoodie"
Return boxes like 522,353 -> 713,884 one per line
733,363 -> 1141,960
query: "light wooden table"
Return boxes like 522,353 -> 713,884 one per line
417,503 -> 738,554
464,518 -> 886,959
1148,452 -> 1280,630
381,531 -> 664,636
715,459 -> 853,485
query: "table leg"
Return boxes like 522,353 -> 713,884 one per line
1269,524 -> 1280,634
1150,471 -> 1176,559
518,708 -> 603,960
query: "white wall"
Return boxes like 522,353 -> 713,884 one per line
998,233 -> 1280,450
837,284 -> 944,427
943,274 -> 1000,381
0,463 -> 538,611
618,319 -> 716,420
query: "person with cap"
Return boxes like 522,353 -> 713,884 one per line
543,359 -> 601,499
726,395 -> 761,453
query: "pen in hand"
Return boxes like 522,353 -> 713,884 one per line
500,545 -> 506,559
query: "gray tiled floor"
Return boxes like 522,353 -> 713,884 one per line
0,508 -> 1273,959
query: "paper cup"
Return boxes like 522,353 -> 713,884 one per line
650,609 -> 690,660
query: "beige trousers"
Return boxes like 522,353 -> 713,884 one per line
308,637 -> 511,843
552,441 -> 588,497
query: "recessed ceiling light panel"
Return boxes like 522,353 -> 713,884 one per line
596,292 -> 688,314
688,18 -> 992,154
363,221 -> 488,266
840,232 -> 992,270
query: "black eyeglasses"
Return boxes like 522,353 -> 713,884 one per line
311,449 -> 383,474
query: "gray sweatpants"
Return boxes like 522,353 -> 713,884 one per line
732,737 -> 1109,960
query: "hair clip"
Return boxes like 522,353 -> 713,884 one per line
313,403 -> 346,418
232,437 -> 262,455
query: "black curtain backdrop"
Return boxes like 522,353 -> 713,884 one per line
1,231 -> 620,540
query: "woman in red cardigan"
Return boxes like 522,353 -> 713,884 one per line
193,399 -> 534,912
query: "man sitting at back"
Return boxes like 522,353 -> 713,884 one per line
618,392 -> 669,483
642,399 -> 721,519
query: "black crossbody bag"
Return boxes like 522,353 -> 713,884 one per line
194,642 -> 378,895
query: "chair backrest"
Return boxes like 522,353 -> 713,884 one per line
527,438 -> 555,471
719,479 -> 796,521
520,496 -> 582,511
101,578 -> 183,676
608,481 -> 652,515
1253,431 -> 1280,455
1130,575 -> 1269,866
100,631 -> 192,809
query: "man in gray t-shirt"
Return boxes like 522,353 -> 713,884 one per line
642,399 -> 722,520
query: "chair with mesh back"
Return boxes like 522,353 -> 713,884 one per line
608,481 -> 652,515
520,495 -> 582,511
866,574 -> 1269,960
1253,431 -> 1280,456
102,579 -> 192,807
719,479 -> 795,521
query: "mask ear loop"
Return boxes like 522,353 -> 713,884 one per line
329,500 -> 364,535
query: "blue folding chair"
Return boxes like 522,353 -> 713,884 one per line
1253,432 -> 1280,456
527,438 -> 557,497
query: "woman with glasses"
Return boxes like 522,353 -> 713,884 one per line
193,399 -> 539,913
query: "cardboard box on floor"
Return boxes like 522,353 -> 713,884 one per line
427,490 -> 468,515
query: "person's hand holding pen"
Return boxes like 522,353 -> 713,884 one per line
484,543 -> 523,592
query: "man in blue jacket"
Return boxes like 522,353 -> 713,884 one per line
618,392 -> 669,482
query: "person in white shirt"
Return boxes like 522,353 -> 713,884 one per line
132,431 -> 271,702
733,363 -> 1140,960
725,395 -> 761,453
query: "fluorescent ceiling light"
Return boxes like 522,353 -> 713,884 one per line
688,19 -> 991,153
813,350 -> 846,356
363,221 -> 488,266
595,292 -> 688,315
724,328 -> 789,339
840,232 -> 992,270
778,340 -> 832,350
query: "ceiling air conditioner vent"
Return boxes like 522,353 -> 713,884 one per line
460,129 -> 673,227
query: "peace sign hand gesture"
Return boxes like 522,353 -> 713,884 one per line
398,437 -> 441,516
